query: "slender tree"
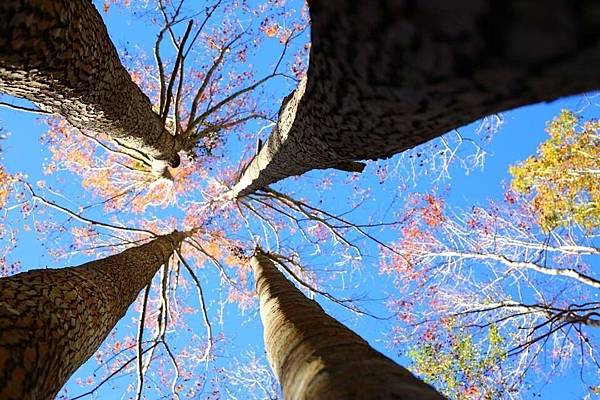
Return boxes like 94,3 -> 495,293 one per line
0,230 -> 187,400
250,249 -> 444,399
229,0 -> 600,197
0,0 -> 181,173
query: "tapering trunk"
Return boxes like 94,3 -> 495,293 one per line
229,0 -> 600,197
0,231 -> 187,400
0,0 -> 180,171
251,251 -> 443,399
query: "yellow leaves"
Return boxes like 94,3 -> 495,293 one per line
409,324 -> 506,399
44,118 -> 190,214
0,168 -> 9,208
263,24 -> 294,44
82,169 -> 109,190
510,110 -> 600,231
224,254 -> 242,268
130,177 -> 176,213
204,241 -> 221,259
264,24 -> 279,38
45,119 -> 95,179
0,166 -> 16,209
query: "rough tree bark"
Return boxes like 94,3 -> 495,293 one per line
250,250 -> 444,399
0,231 -> 187,400
229,0 -> 600,198
0,0 -> 181,173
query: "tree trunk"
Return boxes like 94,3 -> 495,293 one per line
250,250 -> 444,399
0,0 -> 181,172
229,0 -> 600,198
0,231 -> 187,400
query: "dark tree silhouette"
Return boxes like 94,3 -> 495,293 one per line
230,1 -> 600,197
0,0 -> 181,174
0,231 -> 187,400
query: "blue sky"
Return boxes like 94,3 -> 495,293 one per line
1,1 -> 599,399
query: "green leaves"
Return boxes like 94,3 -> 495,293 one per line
408,323 -> 507,399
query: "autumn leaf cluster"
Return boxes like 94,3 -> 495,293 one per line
510,110 -> 600,231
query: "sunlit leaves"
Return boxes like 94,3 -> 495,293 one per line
0,165 -> 13,209
510,110 -> 600,231
385,179 -> 599,397
409,323 -> 507,400
263,24 -> 279,37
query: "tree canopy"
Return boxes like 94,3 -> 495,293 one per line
510,109 -> 600,231
0,1 -> 599,399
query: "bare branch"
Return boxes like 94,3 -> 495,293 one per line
22,181 -> 156,237
175,249 -> 213,362
161,20 -> 194,123
78,130 -> 151,168
0,101 -> 51,114
184,237 -> 237,287
136,284 -> 151,400
186,33 -> 244,131
70,343 -> 159,400
423,250 -> 600,290
266,252 -> 388,320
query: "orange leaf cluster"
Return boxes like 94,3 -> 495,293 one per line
0,166 -> 14,209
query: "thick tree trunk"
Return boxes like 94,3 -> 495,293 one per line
229,0 -> 600,198
251,250 -> 443,399
0,231 -> 187,400
0,0 -> 181,172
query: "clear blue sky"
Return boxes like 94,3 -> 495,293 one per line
0,1 -> 598,399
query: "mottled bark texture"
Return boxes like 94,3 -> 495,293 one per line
0,231 -> 187,400
230,0 -> 600,197
0,0 -> 181,172
251,251 -> 444,400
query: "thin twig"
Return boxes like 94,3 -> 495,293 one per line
136,284 -> 152,400
0,101 -> 51,114
267,252 -> 388,320
162,20 -> 194,123
175,249 -> 213,362
70,343 -> 159,400
23,181 -> 156,237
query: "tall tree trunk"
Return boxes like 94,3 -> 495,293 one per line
0,0 -> 181,173
229,0 -> 600,198
250,250 -> 444,399
0,231 -> 187,400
